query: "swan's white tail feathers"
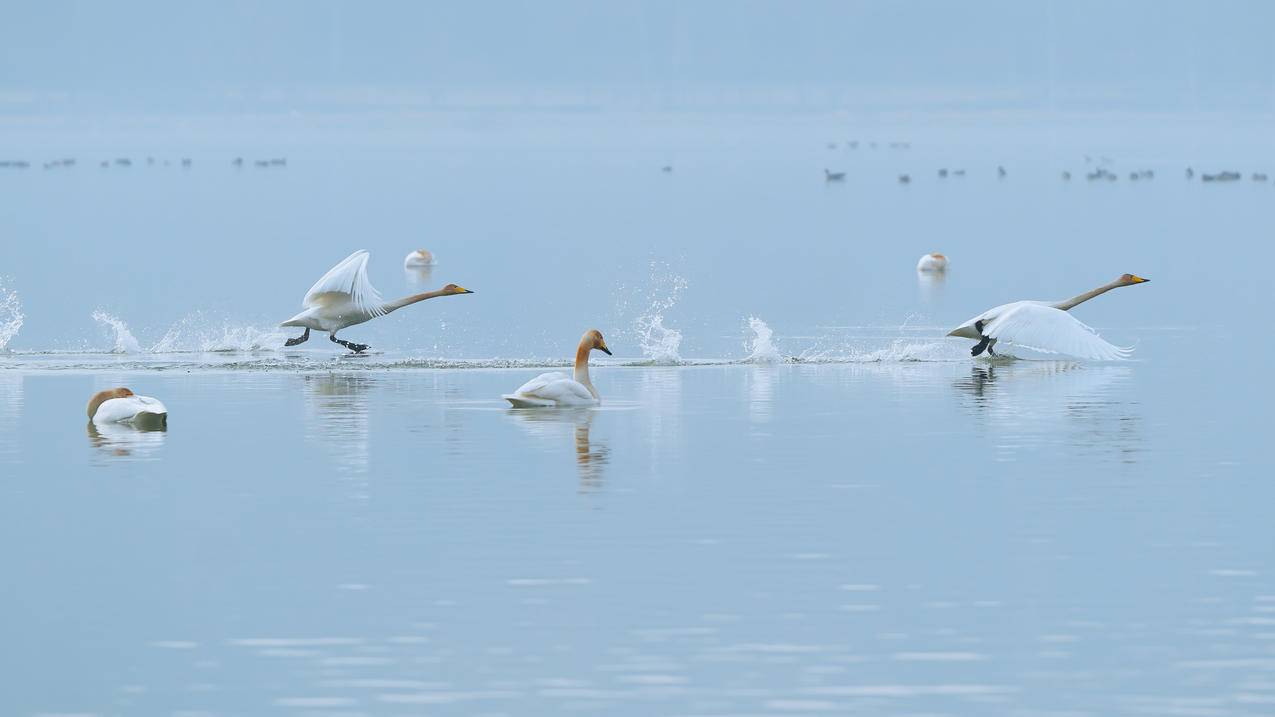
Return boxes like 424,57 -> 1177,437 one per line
503,394 -> 556,408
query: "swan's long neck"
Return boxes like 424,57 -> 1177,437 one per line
380,288 -> 449,314
573,341 -> 598,400
1052,279 -> 1124,311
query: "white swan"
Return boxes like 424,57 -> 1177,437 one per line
88,387 -> 167,425
504,330 -> 612,407
280,250 -> 472,352
916,253 -> 948,272
948,273 -> 1149,359
404,249 -> 435,267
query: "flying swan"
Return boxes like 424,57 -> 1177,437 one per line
88,387 -> 168,425
948,273 -> 1149,360
504,329 -> 612,407
281,250 -> 472,352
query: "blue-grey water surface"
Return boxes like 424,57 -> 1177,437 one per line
1,113 -> 1273,716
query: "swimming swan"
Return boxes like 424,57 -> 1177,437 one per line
281,250 -> 472,352
948,273 -> 1149,359
504,330 -> 612,407
916,253 -> 948,272
404,249 -> 435,267
88,387 -> 167,425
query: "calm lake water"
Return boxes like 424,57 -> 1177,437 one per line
1,113 -> 1273,715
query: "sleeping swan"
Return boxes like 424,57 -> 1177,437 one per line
504,330 -> 612,407
916,253 -> 948,272
88,387 -> 168,426
404,249 -> 436,267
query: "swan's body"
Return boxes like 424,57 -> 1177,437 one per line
280,250 -> 471,352
948,274 -> 1148,360
404,249 -> 435,268
505,330 -> 611,407
916,253 -> 948,272
88,387 -> 167,425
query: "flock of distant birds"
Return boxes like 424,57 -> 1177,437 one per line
0,156 -> 286,170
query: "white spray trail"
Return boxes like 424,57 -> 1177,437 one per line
632,267 -> 687,364
0,279 -> 22,350
91,309 -> 142,353
743,316 -> 783,363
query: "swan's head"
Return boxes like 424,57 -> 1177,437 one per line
584,329 -> 612,355
1119,273 -> 1150,285
87,387 -> 133,419
442,283 -> 473,295
930,253 -> 946,260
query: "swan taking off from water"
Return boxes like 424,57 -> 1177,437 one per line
404,249 -> 435,267
916,253 -> 948,272
948,273 -> 1149,360
281,250 -> 472,353
88,387 -> 167,426
504,330 -> 612,407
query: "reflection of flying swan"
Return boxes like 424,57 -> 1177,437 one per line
948,274 -> 1148,359
504,330 -> 612,407
281,250 -> 472,353
87,387 -> 167,426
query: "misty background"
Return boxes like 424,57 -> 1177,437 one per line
3,1 -> 1274,115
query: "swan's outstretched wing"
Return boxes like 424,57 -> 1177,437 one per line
302,250 -> 385,316
985,303 -> 1132,360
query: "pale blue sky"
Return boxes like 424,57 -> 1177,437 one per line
2,1 -> 1274,111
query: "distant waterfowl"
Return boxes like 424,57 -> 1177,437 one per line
1062,171 -> 1071,180
504,330 -> 612,408
998,166 -> 1007,178
88,387 -> 167,426
270,158 -> 287,166
938,168 -> 948,178
181,158 -> 192,167
824,169 -> 846,182
948,273 -> 1149,360
280,250 -> 473,353
952,169 -> 966,177
114,158 -> 131,167
1202,171 -> 1241,183
661,165 -> 673,173
1253,173 -> 1268,182
898,174 -> 911,184
233,157 -> 244,167
827,142 -> 838,150
1186,167 -> 1194,179
403,249 -> 435,268
916,253 -> 948,272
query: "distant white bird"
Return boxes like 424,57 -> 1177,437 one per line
88,387 -> 167,425
281,250 -> 472,353
504,330 -> 612,407
916,253 -> 948,272
948,273 -> 1149,359
404,249 -> 435,268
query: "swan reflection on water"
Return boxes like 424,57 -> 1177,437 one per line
507,408 -> 609,490
303,374 -> 373,477
86,419 -> 167,460
953,360 -> 1141,462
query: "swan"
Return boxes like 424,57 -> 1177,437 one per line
825,169 -> 846,182
404,249 -> 435,268
281,250 -> 472,352
948,273 -> 1149,359
88,387 -> 167,425
916,253 -> 948,272
504,330 -> 612,407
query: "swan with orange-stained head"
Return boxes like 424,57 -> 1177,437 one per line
916,253 -> 948,272
404,249 -> 435,267
948,273 -> 1149,360
281,250 -> 472,353
504,330 -> 612,407
88,387 -> 167,425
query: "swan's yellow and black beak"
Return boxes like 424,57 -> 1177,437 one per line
598,343 -> 612,356
454,286 -> 474,294
1130,275 -> 1150,284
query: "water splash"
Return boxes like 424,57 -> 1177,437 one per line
631,266 -> 687,364
151,312 -> 288,352
91,309 -> 142,353
743,317 -> 782,363
0,279 -> 22,350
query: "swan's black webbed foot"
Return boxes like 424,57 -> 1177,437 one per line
330,333 -> 370,353
284,328 -> 310,346
971,336 -> 991,356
